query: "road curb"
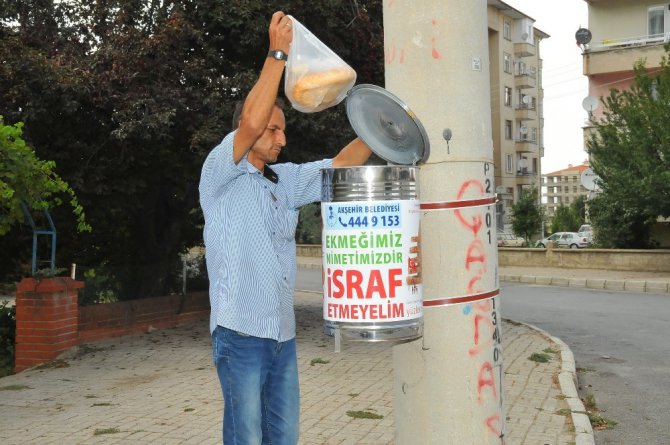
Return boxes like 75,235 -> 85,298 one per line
498,274 -> 670,294
515,321 -> 596,445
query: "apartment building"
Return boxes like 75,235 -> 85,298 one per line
581,1 -> 670,246
542,163 -> 591,219
582,0 -> 668,124
487,1 -> 549,230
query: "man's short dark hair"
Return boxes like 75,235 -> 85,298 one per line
232,98 -> 286,130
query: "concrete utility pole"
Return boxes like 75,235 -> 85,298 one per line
384,1 -> 504,444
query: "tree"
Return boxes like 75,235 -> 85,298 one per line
550,204 -> 577,234
296,203 -> 322,245
511,187 -> 544,244
0,117 -> 88,236
0,1 -> 385,297
550,197 -> 585,234
571,195 -> 587,224
587,44 -> 670,248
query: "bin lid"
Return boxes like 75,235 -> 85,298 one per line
345,84 -> 430,165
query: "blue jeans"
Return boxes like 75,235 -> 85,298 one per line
212,326 -> 300,445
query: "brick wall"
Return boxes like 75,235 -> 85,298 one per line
79,292 -> 209,343
15,277 -> 84,372
14,279 -> 210,373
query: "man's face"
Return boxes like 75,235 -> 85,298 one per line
248,106 -> 286,166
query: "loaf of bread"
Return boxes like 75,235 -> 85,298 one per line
290,66 -> 356,109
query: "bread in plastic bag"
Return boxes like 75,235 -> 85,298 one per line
285,16 -> 357,113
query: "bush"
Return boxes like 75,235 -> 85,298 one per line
78,267 -> 121,306
0,300 -> 16,376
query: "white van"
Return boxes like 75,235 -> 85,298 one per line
578,224 -> 593,244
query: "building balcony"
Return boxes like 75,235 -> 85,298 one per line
514,42 -> 535,58
515,138 -> 537,153
515,105 -> 536,121
515,169 -> 535,185
515,73 -> 536,89
584,34 -> 668,76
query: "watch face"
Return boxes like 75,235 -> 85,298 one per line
269,50 -> 287,61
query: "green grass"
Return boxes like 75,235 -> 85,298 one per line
0,384 -> 31,391
582,394 -> 597,411
93,428 -> 120,436
579,393 -> 618,430
528,352 -> 551,363
346,410 -> 384,420
587,413 -> 618,430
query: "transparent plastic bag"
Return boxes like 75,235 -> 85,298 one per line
285,16 -> 357,113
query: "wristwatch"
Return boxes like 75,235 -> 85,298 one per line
267,49 -> 288,61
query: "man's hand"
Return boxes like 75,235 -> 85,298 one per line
232,11 -> 294,164
269,11 -> 293,55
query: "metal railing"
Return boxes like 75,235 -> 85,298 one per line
21,203 -> 57,276
587,32 -> 670,52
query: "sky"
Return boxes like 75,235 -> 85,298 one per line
504,0 -> 589,174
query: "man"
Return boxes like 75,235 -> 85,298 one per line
198,11 -> 372,445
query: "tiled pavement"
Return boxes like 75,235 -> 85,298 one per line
0,291 -> 586,445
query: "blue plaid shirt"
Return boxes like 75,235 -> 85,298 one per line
199,131 -> 332,341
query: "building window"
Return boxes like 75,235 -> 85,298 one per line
504,87 -> 512,107
531,127 -> 537,141
503,19 -> 512,41
532,158 -> 538,173
573,186 -> 578,193
503,53 -> 512,74
649,5 -> 665,36
564,186 -> 569,193
515,60 -> 526,76
505,120 -> 512,139
506,154 -> 513,173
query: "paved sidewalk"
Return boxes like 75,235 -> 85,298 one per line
0,291 -> 586,445
500,265 -> 670,293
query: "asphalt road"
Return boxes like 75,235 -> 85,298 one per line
296,268 -> 670,445
500,283 -> 670,445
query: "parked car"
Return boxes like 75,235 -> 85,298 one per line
535,232 -> 589,249
496,232 -> 526,247
578,224 -> 593,244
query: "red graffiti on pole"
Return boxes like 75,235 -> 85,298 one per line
457,177 -> 504,443
455,180 -> 487,293
454,180 -> 485,235
431,19 -> 442,59
385,43 -> 405,65
486,415 -> 504,440
477,361 -> 497,404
